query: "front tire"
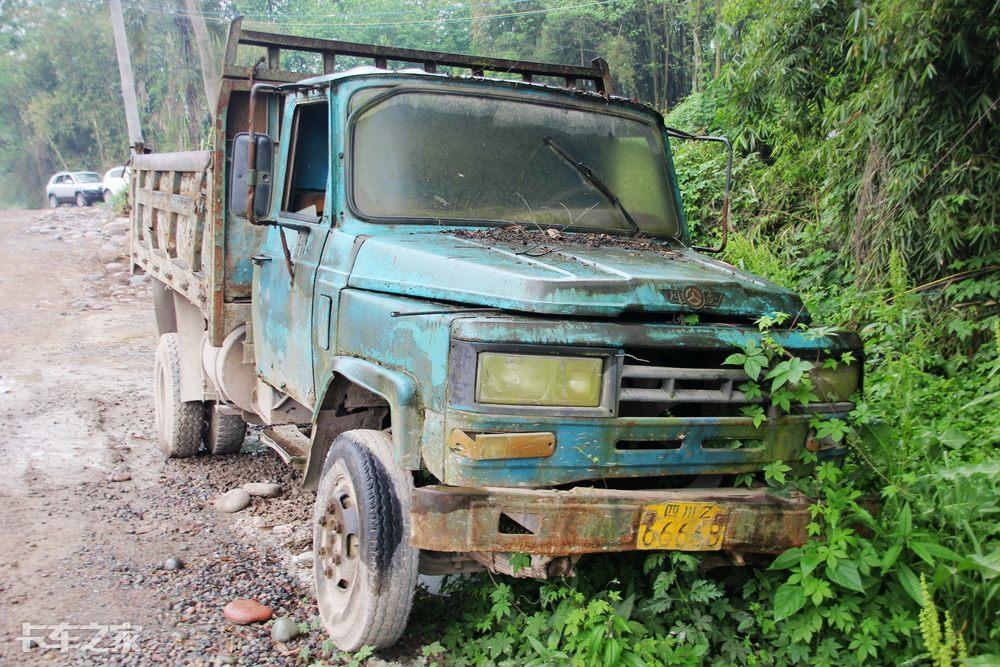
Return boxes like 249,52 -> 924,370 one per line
313,430 -> 418,651
153,333 -> 203,458
75,192 -> 88,207
103,189 -> 112,202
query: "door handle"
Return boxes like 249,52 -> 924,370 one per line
251,254 -> 272,265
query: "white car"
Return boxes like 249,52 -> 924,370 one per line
46,171 -> 105,207
102,166 -> 131,201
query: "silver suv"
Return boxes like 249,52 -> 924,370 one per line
46,171 -> 105,208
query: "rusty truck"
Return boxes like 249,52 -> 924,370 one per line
131,20 -> 862,650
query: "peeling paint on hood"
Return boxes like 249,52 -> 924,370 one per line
347,230 -> 807,320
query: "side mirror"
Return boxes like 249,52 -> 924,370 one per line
665,128 -> 732,254
229,132 -> 273,221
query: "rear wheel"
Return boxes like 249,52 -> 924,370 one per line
75,192 -> 87,207
313,430 -> 418,651
153,333 -> 203,458
205,403 -> 246,455
48,195 -> 58,208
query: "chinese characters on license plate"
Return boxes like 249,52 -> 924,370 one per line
636,502 -> 729,551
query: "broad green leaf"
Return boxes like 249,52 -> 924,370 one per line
723,353 -> 746,366
910,541 -> 962,565
896,565 -> 923,605
801,550 -> 822,576
896,503 -> 912,536
968,551 -> 1000,578
773,582 -> 806,621
826,561 -> 865,592
937,428 -> 969,449
881,543 -> 903,572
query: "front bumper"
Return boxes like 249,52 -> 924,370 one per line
411,484 -> 812,555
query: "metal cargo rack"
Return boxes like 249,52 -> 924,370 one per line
221,17 -> 614,93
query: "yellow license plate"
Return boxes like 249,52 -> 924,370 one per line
636,502 -> 728,551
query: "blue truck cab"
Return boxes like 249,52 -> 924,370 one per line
130,22 -> 861,650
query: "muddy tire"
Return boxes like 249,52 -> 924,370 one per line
313,430 -> 418,651
153,333 -> 203,458
205,404 -> 246,455
75,192 -> 87,207
48,195 -> 58,208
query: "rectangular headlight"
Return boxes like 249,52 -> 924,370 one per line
476,352 -> 603,407
809,362 -> 860,402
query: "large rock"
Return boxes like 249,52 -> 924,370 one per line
103,221 -> 129,236
242,482 -> 282,498
98,244 -> 121,263
214,488 -> 251,513
222,599 -> 272,625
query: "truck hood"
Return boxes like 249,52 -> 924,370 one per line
347,230 -> 806,320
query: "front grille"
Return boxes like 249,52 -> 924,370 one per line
618,349 -> 762,418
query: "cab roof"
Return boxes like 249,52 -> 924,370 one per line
296,66 -> 662,121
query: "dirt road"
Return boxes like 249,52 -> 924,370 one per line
0,208 -> 369,665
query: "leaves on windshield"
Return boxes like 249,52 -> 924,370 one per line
450,225 -> 682,257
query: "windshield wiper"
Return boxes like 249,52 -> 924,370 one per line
543,136 -> 642,237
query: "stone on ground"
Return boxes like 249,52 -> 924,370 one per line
270,617 -> 300,643
223,598 -> 273,625
214,488 -> 251,513
242,482 -> 282,498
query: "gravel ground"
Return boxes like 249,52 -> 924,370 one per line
0,207 -> 432,666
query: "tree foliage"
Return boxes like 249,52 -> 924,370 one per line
0,0 -> 996,663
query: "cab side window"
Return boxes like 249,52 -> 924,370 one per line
281,101 -> 329,219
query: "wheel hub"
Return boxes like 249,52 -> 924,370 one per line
317,475 -> 360,596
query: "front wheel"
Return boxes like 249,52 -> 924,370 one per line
313,430 -> 418,651
103,189 -> 112,202
75,192 -> 88,207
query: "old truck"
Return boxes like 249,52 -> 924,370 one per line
131,20 -> 861,650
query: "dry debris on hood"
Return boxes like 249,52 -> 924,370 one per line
450,225 -> 682,257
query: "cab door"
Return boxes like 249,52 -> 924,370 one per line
251,95 -> 332,409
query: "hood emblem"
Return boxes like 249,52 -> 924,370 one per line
664,285 -> 723,310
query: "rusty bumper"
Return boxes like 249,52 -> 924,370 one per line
411,485 -> 812,556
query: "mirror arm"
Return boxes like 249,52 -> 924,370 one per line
667,129 -> 732,254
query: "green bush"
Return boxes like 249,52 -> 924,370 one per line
409,0 -> 997,663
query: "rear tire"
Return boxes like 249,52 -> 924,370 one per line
313,430 -> 418,651
154,333 -> 203,458
48,195 -> 58,208
205,404 -> 246,455
75,192 -> 87,207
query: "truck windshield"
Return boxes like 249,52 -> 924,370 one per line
74,172 -> 102,183
350,90 -> 679,236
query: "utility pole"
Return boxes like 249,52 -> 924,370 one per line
108,0 -> 144,151
185,0 -> 219,116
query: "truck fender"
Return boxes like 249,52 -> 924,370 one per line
151,278 -> 178,336
173,292 -> 212,403
304,358 -> 422,489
